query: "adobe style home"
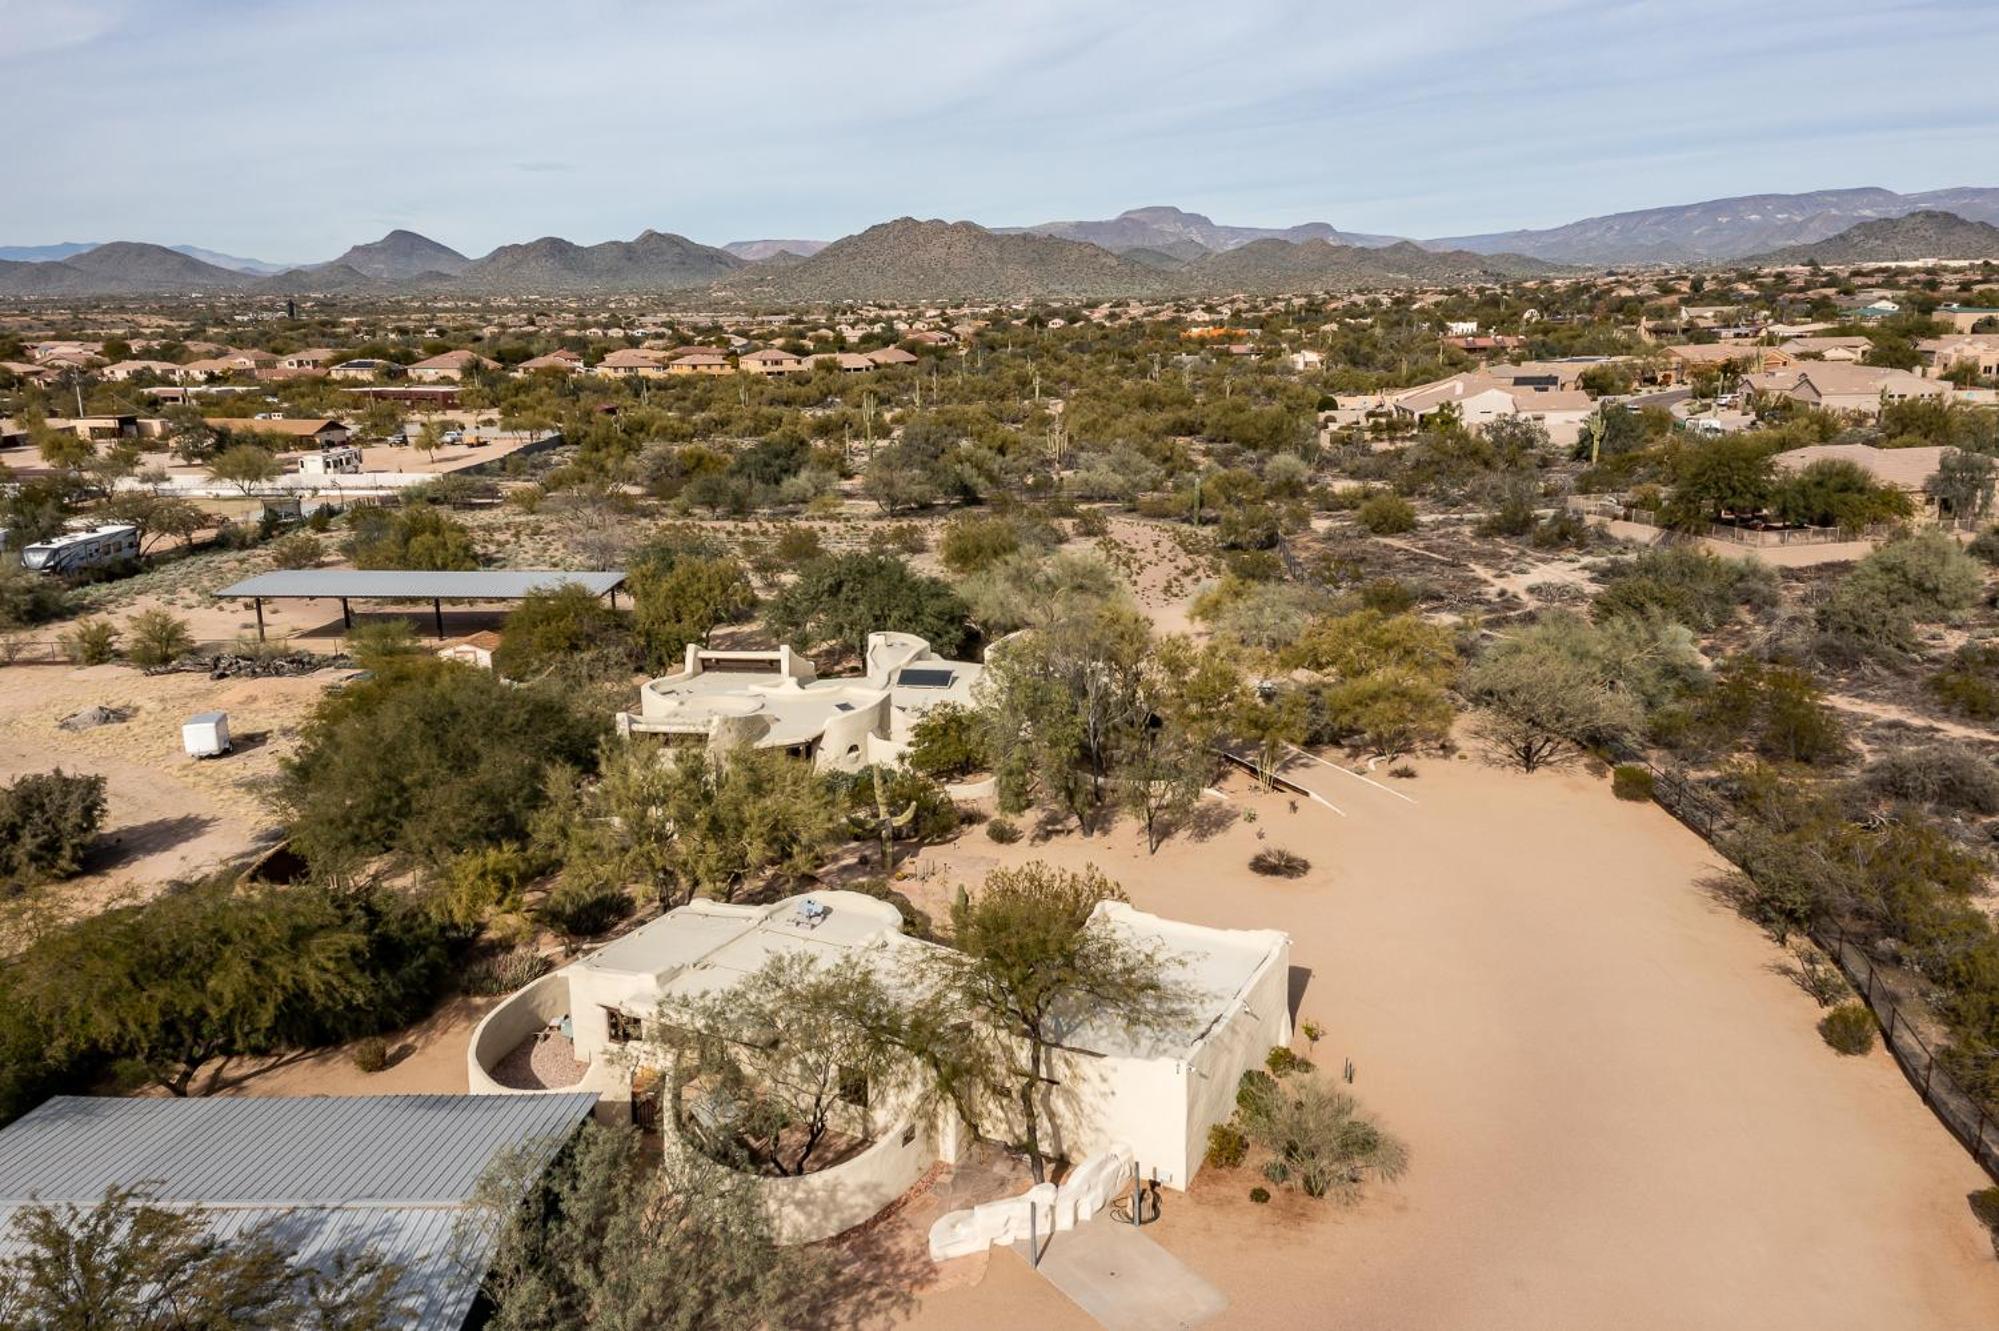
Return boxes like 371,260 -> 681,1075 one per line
614,631 -> 982,772
467,889 -> 1291,1243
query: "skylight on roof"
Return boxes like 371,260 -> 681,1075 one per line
896,668 -> 955,688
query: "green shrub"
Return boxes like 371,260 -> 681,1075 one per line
1611,764 -> 1655,801
772,524 -> 824,566
351,1036 -> 389,1074
1929,642 -> 1999,721
908,703 -> 990,780
1818,1002 -> 1876,1056
0,769 -> 108,892
124,608 -> 194,668
267,533 -> 321,570
1355,493 -> 1417,535
1265,1045 -> 1310,1076
1236,1069 -> 1276,1114
1261,1159 -> 1291,1185
1249,1186 -> 1272,1204
62,619 -> 120,666
1073,509 -> 1111,537
433,844 -> 543,927
538,881 -> 630,940
984,816 -> 1021,845
1970,1186 -> 1999,1233
1205,1123 -> 1248,1169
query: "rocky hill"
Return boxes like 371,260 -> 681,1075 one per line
457,229 -> 743,291
1430,187 -> 1999,264
323,229 -> 471,281
1743,210 -> 1999,266
723,218 -> 1168,302
1002,204 -> 1405,253
0,242 -> 251,295
1175,238 -> 1558,294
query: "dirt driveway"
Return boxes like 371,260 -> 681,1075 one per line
900,750 -> 1999,1330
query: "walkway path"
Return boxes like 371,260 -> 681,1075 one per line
1010,1221 -> 1228,1330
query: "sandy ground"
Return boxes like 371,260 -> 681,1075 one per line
194,997 -> 496,1099
0,662 -> 334,928
895,750 -> 1999,1330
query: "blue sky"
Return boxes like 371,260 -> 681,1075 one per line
2,0 -> 1995,261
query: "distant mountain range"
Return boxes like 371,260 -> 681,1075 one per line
3,187 -> 1997,301
1743,210 -> 1999,266
1429,187 -> 1999,264
997,205 -> 1407,253
0,241 -> 294,273
722,239 -> 828,261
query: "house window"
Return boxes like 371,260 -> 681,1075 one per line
604,1008 -> 642,1045
838,1067 -> 869,1108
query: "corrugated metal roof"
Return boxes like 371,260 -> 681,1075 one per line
0,1094 -> 595,1331
213,569 -> 626,600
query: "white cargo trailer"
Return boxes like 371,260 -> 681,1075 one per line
182,711 -> 231,758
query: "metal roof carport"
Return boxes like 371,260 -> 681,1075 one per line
214,568 -> 627,639
0,1093 -> 598,1331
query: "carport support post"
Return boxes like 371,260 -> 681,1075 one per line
340,598 -> 352,629
253,597 -> 265,642
432,598 -> 444,638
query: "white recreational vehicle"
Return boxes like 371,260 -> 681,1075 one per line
18,524 -> 140,575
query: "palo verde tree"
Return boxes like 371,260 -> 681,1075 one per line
0,1185 -> 408,1329
922,863 -> 1186,1184
473,1122 -> 833,1331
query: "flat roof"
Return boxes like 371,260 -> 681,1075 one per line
0,1093 -> 596,1331
215,569 -> 626,600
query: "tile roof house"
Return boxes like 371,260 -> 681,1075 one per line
1780,364 -> 1950,414
516,349 -> 583,374
407,349 -> 500,382
596,348 -> 676,378
739,347 -> 809,375
665,348 -> 731,375
864,346 -> 920,367
205,416 -> 353,447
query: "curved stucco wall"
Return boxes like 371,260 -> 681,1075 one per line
466,970 -> 573,1095
753,1114 -> 938,1244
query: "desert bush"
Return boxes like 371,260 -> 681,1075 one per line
1249,1186 -> 1272,1204
350,1036 -> 389,1074
1265,1045 -> 1310,1076
1236,1069 -> 1276,1114
1970,1186 -> 1999,1240
1611,764 -> 1655,801
463,945 -> 554,997
1355,493 -> 1417,535
1237,1073 -> 1409,1202
1205,1122 -> 1249,1169
1073,508 -> 1111,537
0,564 -> 74,629
1969,526 -> 1999,566
1783,942 -> 1851,1008
432,843 -> 544,927
1593,547 -> 1778,632
1818,1002 -> 1876,1056
267,533 -> 321,570
61,618 -> 120,666
124,608 -> 194,668
538,880 -> 631,940
907,702 -> 990,780
1250,848 -> 1310,878
772,524 -> 824,566
0,770 -> 107,892
984,816 -> 1021,844
1929,642 -> 1999,721
1864,743 -> 1999,814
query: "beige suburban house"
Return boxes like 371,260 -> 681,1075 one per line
739,347 -> 809,375
407,349 -> 499,382
1919,334 -> 1999,381
666,348 -> 731,375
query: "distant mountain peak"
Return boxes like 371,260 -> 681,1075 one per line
324,230 -> 471,281
998,206 -> 1406,254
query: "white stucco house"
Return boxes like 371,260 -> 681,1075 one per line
468,889 -> 1292,1242
613,632 -> 982,772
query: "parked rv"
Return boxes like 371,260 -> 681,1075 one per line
18,523 -> 140,575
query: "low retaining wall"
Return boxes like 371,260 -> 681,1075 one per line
466,971 -> 573,1095
755,1115 -> 939,1244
